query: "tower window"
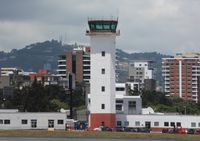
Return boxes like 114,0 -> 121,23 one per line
101,86 -> 105,92
101,51 -> 105,56
101,104 -> 105,109
101,68 -> 105,74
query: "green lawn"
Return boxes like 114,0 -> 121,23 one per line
0,130 -> 199,140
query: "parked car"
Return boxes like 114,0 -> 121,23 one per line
194,129 -> 200,135
115,126 -> 124,132
124,127 -> 138,132
138,127 -> 150,133
186,128 -> 195,134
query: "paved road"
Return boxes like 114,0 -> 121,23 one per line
0,137 -> 176,141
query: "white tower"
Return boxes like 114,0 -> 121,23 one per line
86,19 -> 120,129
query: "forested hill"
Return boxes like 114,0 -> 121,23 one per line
0,40 -> 73,72
0,40 -> 171,84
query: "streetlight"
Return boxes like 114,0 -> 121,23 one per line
184,106 -> 187,115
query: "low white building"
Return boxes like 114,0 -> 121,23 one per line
116,114 -> 200,132
115,83 -> 142,115
0,110 -> 68,130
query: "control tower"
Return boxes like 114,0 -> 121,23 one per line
86,18 -> 120,129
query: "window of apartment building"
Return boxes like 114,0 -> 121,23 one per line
198,123 -> 200,127
128,101 -> 136,114
191,122 -> 196,127
154,122 -> 159,127
135,121 -> 140,126
164,122 -> 169,127
116,105 -> 122,111
116,100 -> 123,103
4,119 -> 10,124
129,101 -> 136,108
101,51 -> 105,56
31,120 -> 37,128
117,121 -> 122,127
101,68 -> 105,74
58,120 -> 64,125
21,119 -> 28,124
101,104 -> 105,109
116,87 -> 125,91
48,120 -> 54,128
101,86 -> 105,92
0,120 -> 3,124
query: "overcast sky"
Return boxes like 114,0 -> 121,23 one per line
0,0 -> 200,55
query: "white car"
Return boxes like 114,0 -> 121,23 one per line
93,126 -> 112,131
93,126 -> 104,131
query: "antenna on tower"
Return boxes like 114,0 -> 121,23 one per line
59,35 -> 63,45
116,8 -> 119,21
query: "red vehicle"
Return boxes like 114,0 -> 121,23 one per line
194,129 -> 200,135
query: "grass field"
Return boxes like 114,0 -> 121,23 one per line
0,130 -> 199,140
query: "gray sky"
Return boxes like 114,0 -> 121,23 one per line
0,0 -> 200,55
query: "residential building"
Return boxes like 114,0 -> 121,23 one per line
0,68 -> 19,76
57,46 -> 90,84
0,68 -> 31,97
128,60 -> 155,82
162,53 -> 200,103
30,69 -> 68,88
144,79 -> 156,91
128,60 -> 156,91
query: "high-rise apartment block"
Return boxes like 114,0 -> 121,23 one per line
128,60 -> 155,82
57,46 -> 90,84
128,60 -> 156,91
162,53 -> 200,103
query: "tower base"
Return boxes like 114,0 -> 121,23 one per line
89,113 -> 116,129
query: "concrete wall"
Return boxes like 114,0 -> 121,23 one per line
0,76 -> 10,89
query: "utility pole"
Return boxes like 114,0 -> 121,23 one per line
68,73 -> 75,119
184,106 -> 187,115
69,73 -> 73,119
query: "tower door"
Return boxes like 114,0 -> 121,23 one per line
48,120 -> 54,128
145,121 -> 151,129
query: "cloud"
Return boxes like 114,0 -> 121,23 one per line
0,0 -> 200,55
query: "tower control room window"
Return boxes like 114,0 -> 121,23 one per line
101,51 -> 105,56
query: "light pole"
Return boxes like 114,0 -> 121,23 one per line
184,106 -> 187,115
69,73 -> 73,119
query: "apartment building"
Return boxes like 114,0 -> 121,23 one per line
162,53 -> 200,103
57,46 -> 90,83
128,60 -> 156,91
